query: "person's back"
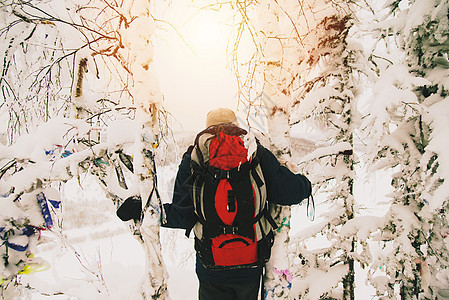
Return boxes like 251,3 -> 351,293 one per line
162,108 -> 312,300
189,122 -> 276,271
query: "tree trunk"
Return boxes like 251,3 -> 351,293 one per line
133,122 -> 169,299
263,102 -> 294,299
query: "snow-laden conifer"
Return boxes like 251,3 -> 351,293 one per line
227,0 -> 375,298
362,0 -> 449,298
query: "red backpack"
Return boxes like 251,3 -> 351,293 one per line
189,124 -> 277,270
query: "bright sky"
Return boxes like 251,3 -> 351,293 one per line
152,2 -> 240,133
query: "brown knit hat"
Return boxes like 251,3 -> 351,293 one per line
205,108 -> 239,128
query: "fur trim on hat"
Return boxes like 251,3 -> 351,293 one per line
205,108 -> 239,128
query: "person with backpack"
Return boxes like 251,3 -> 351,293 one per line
162,108 -> 312,300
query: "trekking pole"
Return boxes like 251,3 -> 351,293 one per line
307,194 -> 315,221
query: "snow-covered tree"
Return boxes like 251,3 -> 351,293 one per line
362,0 -> 449,298
225,1 -> 311,297
287,4 -> 362,299
0,1 -> 169,298
225,0 -> 376,298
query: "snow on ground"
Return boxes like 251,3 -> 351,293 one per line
21,167 -> 199,300
17,132 -> 390,299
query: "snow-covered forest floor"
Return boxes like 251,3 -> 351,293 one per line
14,130 -> 396,299
20,159 -> 198,300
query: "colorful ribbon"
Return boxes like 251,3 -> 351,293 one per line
276,217 -> 290,233
273,267 -> 293,283
19,259 -> 51,275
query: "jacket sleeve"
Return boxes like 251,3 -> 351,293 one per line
162,148 -> 196,230
257,144 -> 311,206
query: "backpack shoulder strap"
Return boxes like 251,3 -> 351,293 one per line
249,147 -> 277,230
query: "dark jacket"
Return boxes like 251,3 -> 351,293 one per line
162,143 -> 312,284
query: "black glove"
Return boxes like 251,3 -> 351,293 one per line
116,195 -> 142,221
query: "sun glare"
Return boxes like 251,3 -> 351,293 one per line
193,16 -> 222,46
152,2 -> 250,131
183,10 -> 230,57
